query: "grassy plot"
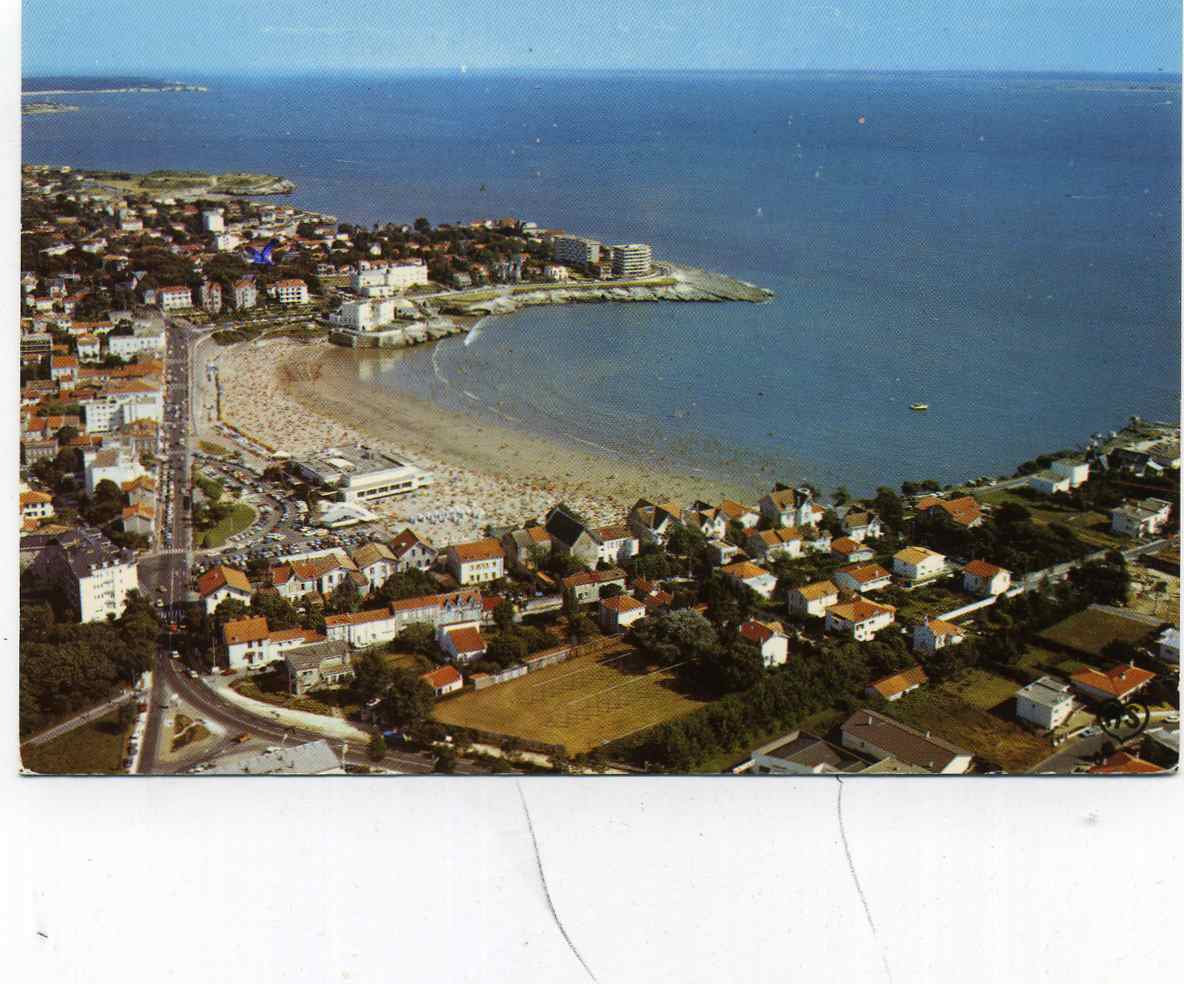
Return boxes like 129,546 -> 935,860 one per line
433,646 -> 706,755
21,709 -> 131,775
975,487 -> 1124,549
1038,607 -> 1161,658
200,503 -> 256,548
881,674 -> 1051,773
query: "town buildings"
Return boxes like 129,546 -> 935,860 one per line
273,278 -> 309,305
825,598 -> 896,641
1110,497 -> 1172,538
893,546 -> 947,585
31,527 -> 139,623
552,235 -> 602,266
841,709 -> 974,774
962,560 -> 1012,597
351,261 -> 429,295
1015,676 -> 1076,730
912,617 -> 964,655
285,640 -> 354,695
609,243 -> 652,277
447,539 -> 506,585
292,446 -> 430,504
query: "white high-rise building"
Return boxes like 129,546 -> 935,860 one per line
553,236 -> 602,266
202,209 -> 225,232
610,243 -> 653,277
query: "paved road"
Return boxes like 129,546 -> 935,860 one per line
21,691 -> 135,748
154,655 -> 444,774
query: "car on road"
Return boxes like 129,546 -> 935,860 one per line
170,650 -> 181,660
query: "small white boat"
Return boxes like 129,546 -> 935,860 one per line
910,402 -> 929,412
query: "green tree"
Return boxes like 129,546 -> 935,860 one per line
379,668 -> 434,728
352,648 -> 394,704
492,598 -> 515,633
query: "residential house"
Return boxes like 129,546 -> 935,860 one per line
787,580 -> 840,618
196,564 -> 253,614
324,607 -> 400,649
706,539 -> 743,568
745,527 -> 802,563
1028,470 -> 1071,495
1015,676 -> 1077,730
157,285 -> 192,311
121,503 -> 155,537
1110,498 -> 1172,538
270,551 -> 362,599
833,563 -> 892,594
825,598 -> 896,641
866,665 -> 928,702
599,594 -> 647,634
389,528 -> 437,572
590,525 -> 639,566
562,568 -> 628,605
76,334 -> 101,361
912,616 -> 964,655
915,495 -> 983,529
222,617 -> 324,670
502,525 -> 553,571
628,498 -> 682,546
739,618 -> 790,667
681,506 -> 727,540
893,546 -> 947,584
388,590 -> 484,634
544,504 -> 616,567
1088,750 -> 1165,775
438,622 -> 486,663
232,279 -> 257,309
422,665 -> 463,697
350,541 -> 397,592
962,560 -> 1012,597
49,354 -> 78,383
1051,458 -> 1090,488
19,490 -> 55,523
1070,663 -> 1156,704
840,509 -> 883,542
830,537 -> 874,564
285,640 -> 354,695
716,498 -> 760,530
198,280 -> 222,314
760,485 -> 821,528
840,709 -> 974,774
446,538 -> 505,585
720,561 -> 778,600
749,731 -> 873,775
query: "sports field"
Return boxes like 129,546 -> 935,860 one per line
433,644 -> 707,754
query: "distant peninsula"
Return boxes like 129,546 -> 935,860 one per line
22,102 -> 80,116
80,168 -> 295,198
22,81 -> 208,96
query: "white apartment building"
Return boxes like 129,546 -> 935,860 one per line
351,261 -> 429,296
83,446 -> 148,494
552,236 -> 602,266
107,326 -> 165,359
232,279 -> 257,309
273,279 -> 309,305
36,528 -> 139,623
213,232 -> 240,252
81,386 -> 163,434
1051,458 -> 1090,488
199,281 -> 222,314
202,209 -> 225,232
329,298 -> 397,332
1110,498 -> 1173,538
157,285 -> 192,311
447,539 -> 506,585
609,243 -> 653,277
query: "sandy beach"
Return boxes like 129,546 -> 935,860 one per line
207,337 -> 754,545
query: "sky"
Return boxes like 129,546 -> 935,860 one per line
21,0 -> 1183,76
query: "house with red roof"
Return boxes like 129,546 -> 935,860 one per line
1070,663 -> 1156,704
197,564 -> 253,614
962,560 -> 1012,597
739,618 -> 789,667
599,593 -> 647,634
222,615 -> 324,670
421,665 -> 463,697
912,616 -> 965,655
438,622 -> 486,663
866,665 -> 928,702
825,598 -> 897,642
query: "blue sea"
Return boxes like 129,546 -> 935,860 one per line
23,71 -> 1182,496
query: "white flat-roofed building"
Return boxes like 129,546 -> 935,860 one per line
1110,498 -> 1173,538
293,445 -> 431,503
157,285 -> 192,311
201,209 -> 224,232
552,236 -> 601,266
1015,676 -> 1076,730
107,325 -> 165,358
1051,458 -> 1090,488
351,261 -> 429,296
609,243 -> 652,277
329,298 -> 397,332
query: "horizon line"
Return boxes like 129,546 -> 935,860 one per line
22,65 -> 1183,78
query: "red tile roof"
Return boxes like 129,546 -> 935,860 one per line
963,559 -> 1008,578
223,616 -> 269,645
1088,751 -> 1164,774
868,665 -> 928,699
443,626 -> 485,654
197,565 -> 251,597
1071,664 -> 1156,698
421,665 -> 463,689
450,538 -> 505,563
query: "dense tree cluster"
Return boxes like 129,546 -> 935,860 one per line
19,592 -> 158,736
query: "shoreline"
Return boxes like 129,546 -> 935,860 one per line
210,337 -> 756,544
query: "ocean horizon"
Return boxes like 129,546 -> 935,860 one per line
23,69 -> 1181,496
